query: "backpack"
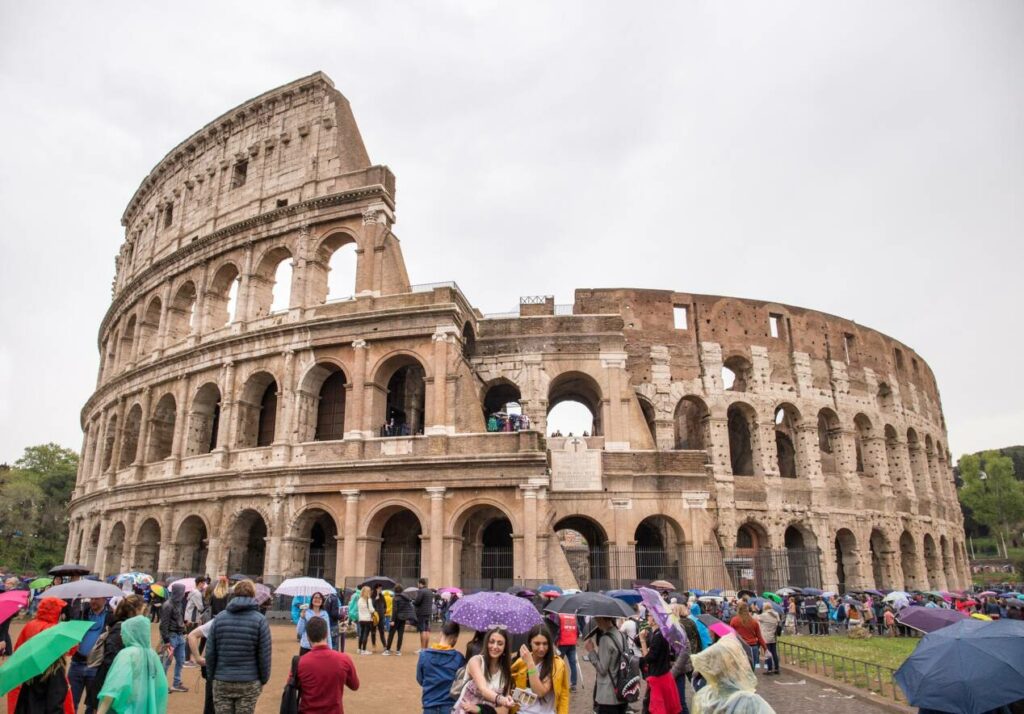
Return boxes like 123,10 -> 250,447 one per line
85,628 -> 110,669
605,630 -> 641,703
279,654 -> 301,714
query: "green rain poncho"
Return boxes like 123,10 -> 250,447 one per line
97,615 -> 168,714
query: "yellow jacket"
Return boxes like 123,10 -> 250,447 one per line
510,655 -> 569,714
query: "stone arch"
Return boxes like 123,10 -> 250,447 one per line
773,403 -> 802,478
138,296 -> 163,355
674,396 -> 709,450
365,502 -> 425,583
783,523 -> 820,588
174,515 -> 209,576
634,515 -> 685,583
370,352 -> 429,437
104,521 -> 126,576
296,362 -> 349,442
817,408 -> 841,475
736,521 -> 770,551
118,315 -> 137,368
449,501 -> 516,589
637,395 -> 658,446
869,528 -> 891,590
186,382 -> 222,456
251,245 -> 294,318
135,518 -> 161,575
225,508 -> 268,578
236,370 -> 279,448
853,413 -> 874,476
554,514 -> 610,590
166,280 -> 197,344
899,530 -> 921,590
547,370 -> 603,437
922,533 -> 940,588
722,354 -> 753,392
730,520 -> 772,592
103,332 -> 118,379
118,403 -> 143,469
727,401 -> 757,476
482,379 -> 522,427
311,231 -> 359,304
147,393 -> 176,462
101,413 -> 118,472
202,261 -> 241,331
834,528 -> 860,593
289,506 -> 340,581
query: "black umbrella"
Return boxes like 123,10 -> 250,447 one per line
357,576 -> 397,590
545,592 -> 634,618
228,573 -> 249,582
737,589 -> 757,599
48,564 -> 91,577
697,614 -> 725,628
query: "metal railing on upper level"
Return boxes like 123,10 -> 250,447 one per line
410,281 -> 460,293
777,639 -> 906,703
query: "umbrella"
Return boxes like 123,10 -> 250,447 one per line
697,614 -> 725,629
821,591 -> 837,598
229,573 -> 249,582
649,580 -> 675,590
663,591 -> 686,604
0,601 -> 25,626
562,588 -> 581,595
168,578 -> 197,593
45,581 -> 123,601
28,578 -> 52,590
0,591 -> 29,607
970,613 -> 992,621
737,589 -> 756,599
545,592 -> 634,619
977,591 -> 997,597
438,587 -> 463,596
775,587 -> 802,596
697,614 -> 735,638
689,589 -> 705,597
449,591 -> 543,634
504,587 -> 536,598
894,620 -> 1024,714
707,589 -> 723,596
697,595 -> 723,603
115,572 -> 153,587
254,583 -> 273,605
0,620 -> 93,695
540,590 -> 560,599
884,590 -> 911,603
863,589 -> 884,597
801,587 -> 824,596
762,592 -> 782,604
357,576 -> 397,590
149,584 -> 166,598
47,564 -> 91,577
276,577 -> 337,597
896,606 -> 968,633
1004,599 -> 1023,609
638,587 -> 687,654
537,584 -> 562,595
605,589 -> 643,605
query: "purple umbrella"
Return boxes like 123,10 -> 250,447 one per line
638,587 -> 688,655
896,606 -> 968,633
450,591 -> 543,634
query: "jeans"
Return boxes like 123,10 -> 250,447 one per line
423,707 -> 451,714
387,618 -> 406,652
746,642 -> 760,670
333,627 -> 345,652
162,633 -> 187,686
765,642 -> 780,672
561,645 -> 579,687
675,674 -> 690,714
68,660 -> 98,714
358,621 -> 373,650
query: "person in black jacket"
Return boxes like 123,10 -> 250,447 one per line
160,582 -> 188,693
412,578 -> 435,652
204,579 -> 272,714
386,584 -> 416,655
90,595 -> 145,711
372,585 -> 388,651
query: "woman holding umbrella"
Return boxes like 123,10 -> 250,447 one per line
639,612 -> 682,714
453,625 -> 514,713
296,592 -> 332,655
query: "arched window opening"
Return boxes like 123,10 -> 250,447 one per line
236,372 -> 278,449
462,323 -> 476,361
135,519 -> 161,575
554,516 -> 609,591
638,398 -> 658,446
377,509 -> 422,582
869,529 -> 888,590
326,242 -> 357,302
784,525 -> 819,588
227,510 -> 267,578
634,516 -> 683,584
315,371 -> 347,441
728,522 -> 769,592
105,332 -> 119,377
835,529 -> 858,594
251,247 -> 293,318
547,371 -> 602,437
854,414 -> 874,475
118,316 -> 137,369
727,404 -> 755,476
674,397 -> 708,450
118,404 -> 143,469
175,516 -> 208,576
722,356 -> 752,392
483,381 -> 527,432
203,263 -> 241,331
309,234 -> 358,304
104,522 -> 126,576
258,383 -> 278,447
817,409 -> 840,474
86,524 -> 101,571
923,534 -> 940,589
383,364 -> 425,436
877,382 -> 895,411
101,415 -> 118,472
774,404 -> 800,478
186,383 -> 222,456
481,519 -> 514,582
300,511 -> 338,581
147,394 -> 177,462
139,298 -> 162,355
167,281 -> 197,344
270,259 -> 293,313
899,531 -> 920,590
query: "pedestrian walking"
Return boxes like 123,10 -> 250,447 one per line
204,579 -> 272,714
639,613 -> 682,714
554,611 -> 580,693
371,586 -> 387,651
12,655 -> 73,714
95,615 -> 168,714
207,576 -> 231,618
91,595 -> 146,711
815,597 -> 829,636
69,596 -> 113,713
584,616 -> 630,714
511,623 -> 569,714
756,605 -> 781,675
413,578 -> 435,652
356,586 -> 375,655
386,584 -> 415,656
728,603 -> 767,671
690,634 -> 774,714
416,621 -> 464,714
0,576 -> 19,657
292,616 -> 359,714
159,583 -> 188,693
297,592 -> 333,655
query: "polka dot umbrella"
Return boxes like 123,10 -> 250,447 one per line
449,591 -> 544,634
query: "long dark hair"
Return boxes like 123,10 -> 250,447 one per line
481,626 -> 512,694
524,623 -> 555,681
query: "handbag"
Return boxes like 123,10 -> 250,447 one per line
279,655 -> 301,714
449,665 -> 469,699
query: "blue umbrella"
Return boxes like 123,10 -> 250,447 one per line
894,619 -> 1024,714
450,591 -> 543,634
707,589 -> 723,596
605,589 -> 642,605
537,584 -> 562,595
689,589 -> 705,597
801,587 -> 824,596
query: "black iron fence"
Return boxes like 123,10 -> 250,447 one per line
777,640 -> 906,703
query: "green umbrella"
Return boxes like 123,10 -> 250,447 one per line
0,620 -> 92,695
762,592 -> 782,603
28,578 -> 52,590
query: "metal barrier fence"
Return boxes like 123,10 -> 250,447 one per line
777,640 -> 906,703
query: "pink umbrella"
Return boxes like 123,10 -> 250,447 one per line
168,577 -> 197,593
708,621 -> 735,638
979,591 -> 997,597
438,587 -> 462,595
0,600 -> 25,626
0,591 -> 29,607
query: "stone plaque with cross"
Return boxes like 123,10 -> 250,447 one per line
550,437 -> 602,491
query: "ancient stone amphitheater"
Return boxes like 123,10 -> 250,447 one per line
66,72 -> 967,592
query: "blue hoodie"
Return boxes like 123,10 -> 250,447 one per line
416,645 -> 466,708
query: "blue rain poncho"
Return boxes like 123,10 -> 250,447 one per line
97,615 -> 168,714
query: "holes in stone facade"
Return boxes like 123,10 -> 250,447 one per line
722,355 -> 752,392
774,404 -> 800,478
817,408 -> 840,474
231,159 -> 248,189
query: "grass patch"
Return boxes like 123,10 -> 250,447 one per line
779,635 -> 919,670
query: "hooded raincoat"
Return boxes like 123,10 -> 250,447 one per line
97,615 -> 168,714
690,634 -> 776,714
7,597 -> 74,714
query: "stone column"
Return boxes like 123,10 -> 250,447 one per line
521,485 -> 538,580
600,351 -> 629,448
204,501 -> 226,577
156,280 -> 173,354
428,330 -> 454,435
120,511 -> 138,572
427,487 -> 446,584
217,362 -> 236,459
236,242 -> 255,324
133,388 -> 152,475
264,495 -> 286,585
341,490 -> 360,584
345,340 -> 368,439
107,398 -> 128,485
158,505 -> 177,577
275,351 -> 296,452
170,377 -> 190,473
93,516 -> 111,576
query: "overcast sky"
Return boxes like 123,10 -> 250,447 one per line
1,1 -> 1021,464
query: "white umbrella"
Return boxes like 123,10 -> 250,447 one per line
275,577 -> 337,597
46,581 -> 124,600
884,590 -> 911,602
168,577 -> 197,593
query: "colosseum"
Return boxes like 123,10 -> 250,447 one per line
66,72 -> 968,594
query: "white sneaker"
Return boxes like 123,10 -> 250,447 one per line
382,650 -> 391,656
394,651 -> 402,656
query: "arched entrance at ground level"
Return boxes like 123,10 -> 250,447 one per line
135,519 -> 161,575
869,529 -> 890,590
367,507 -> 422,584
104,522 -> 126,575
784,525 -> 820,589
174,516 -> 209,576
634,516 -> 684,583
291,509 -> 338,581
728,522 -> 773,592
459,506 -> 513,590
226,510 -> 267,578
834,529 -> 860,594
554,516 -> 609,590
922,534 -> 940,589
899,531 -> 921,591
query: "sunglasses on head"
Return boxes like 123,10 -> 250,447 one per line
487,624 -> 509,632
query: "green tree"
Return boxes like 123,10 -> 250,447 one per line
0,443 -> 79,573
958,451 -> 1024,558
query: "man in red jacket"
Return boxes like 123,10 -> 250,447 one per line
295,616 -> 359,714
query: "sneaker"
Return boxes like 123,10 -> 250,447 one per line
382,650 -> 391,656
170,684 -> 189,693
394,651 -> 402,656
183,661 -> 199,668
